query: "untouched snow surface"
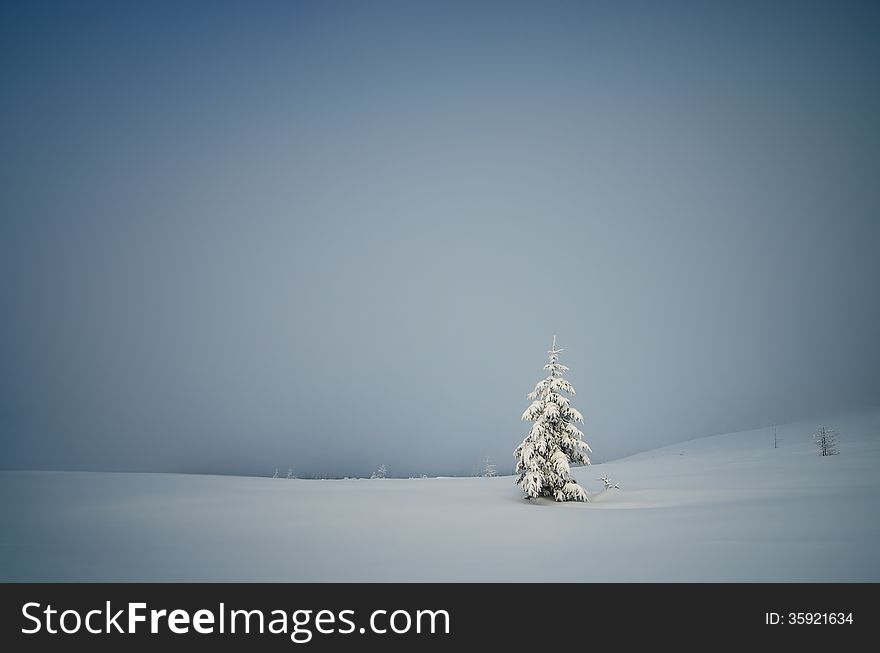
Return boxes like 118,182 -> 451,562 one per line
2,410 -> 879,581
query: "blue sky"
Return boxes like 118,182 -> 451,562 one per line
1,1 -> 878,476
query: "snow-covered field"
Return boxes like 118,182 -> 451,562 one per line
2,410 -> 879,582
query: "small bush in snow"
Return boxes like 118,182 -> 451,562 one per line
599,473 -> 619,490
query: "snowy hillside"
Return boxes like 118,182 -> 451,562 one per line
2,409 -> 879,582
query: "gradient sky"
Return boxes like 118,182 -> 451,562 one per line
1,1 -> 878,478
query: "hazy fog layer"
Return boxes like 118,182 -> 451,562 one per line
1,1 -> 878,477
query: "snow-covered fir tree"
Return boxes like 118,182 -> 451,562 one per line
813,426 -> 840,456
272,468 -> 279,479
480,456 -> 497,478
370,464 -> 387,479
286,468 -> 295,479
514,336 -> 591,502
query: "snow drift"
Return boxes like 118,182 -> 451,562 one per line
1,409 -> 878,582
